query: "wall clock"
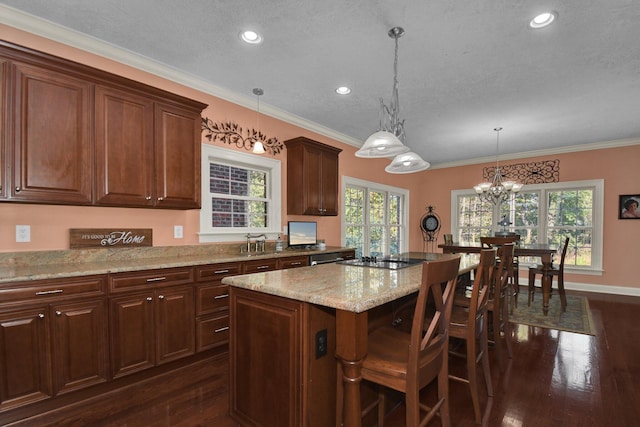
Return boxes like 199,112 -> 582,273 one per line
420,205 -> 441,245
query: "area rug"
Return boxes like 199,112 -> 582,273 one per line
509,292 -> 596,335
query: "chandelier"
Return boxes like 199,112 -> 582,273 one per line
474,127 -> 523,205
356,27 -> 430,173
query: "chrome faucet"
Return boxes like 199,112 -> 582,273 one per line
246,234 -> 266,253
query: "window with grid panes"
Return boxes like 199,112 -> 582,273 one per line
342,177 -> 409,258
451,179 -> 603,272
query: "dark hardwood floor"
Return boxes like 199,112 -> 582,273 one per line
7,290 -> 639,427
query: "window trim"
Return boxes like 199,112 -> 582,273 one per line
342,176 -> 410,255
451,179 -> 604,274
199,144 -> 282,243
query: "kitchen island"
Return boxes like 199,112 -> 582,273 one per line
223,252 -> 478,427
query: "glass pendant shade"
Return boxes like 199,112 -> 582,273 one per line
252,140 -> 266,154
385,151 -> 430,173
355,131 -> 409,158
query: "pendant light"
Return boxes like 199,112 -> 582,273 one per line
474,127 -> 523,205
356,27 -> 410,159
252,88 -> 266,154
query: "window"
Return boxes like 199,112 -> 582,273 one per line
342,177 -> 409,258
199,145 -> 281,242
452,179 -> 603,273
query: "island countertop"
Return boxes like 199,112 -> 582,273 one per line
222,252 -> 477,313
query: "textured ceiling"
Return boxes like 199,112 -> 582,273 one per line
1,0 -> 639,167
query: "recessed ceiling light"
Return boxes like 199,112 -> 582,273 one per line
529,11 -> 558,29
240,30 -> 263,44
335,86 -> 351,95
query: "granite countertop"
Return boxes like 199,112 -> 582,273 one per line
222,252 -> 478,313
0,246 -> 351,284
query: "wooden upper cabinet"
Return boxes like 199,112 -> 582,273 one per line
285,137 -> 342,216
154,102 -> 201,209
0,41 -> 207,209
95,85 -> 155,207
11,62 -> 93,204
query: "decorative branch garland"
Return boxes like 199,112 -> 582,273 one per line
201,117 -> 284,156
483,159 -> 560,184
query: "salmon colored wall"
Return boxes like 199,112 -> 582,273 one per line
1,26 -> 638,291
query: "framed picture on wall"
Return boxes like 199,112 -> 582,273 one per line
619,195 -> 640,219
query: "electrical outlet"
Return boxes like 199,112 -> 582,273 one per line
16,225 -> 31,243
174,225 -> 183,239
315,329 -> 327,359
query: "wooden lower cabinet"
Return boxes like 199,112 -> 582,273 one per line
230,287 -> 336,427
109,285 -> 195,379
0,276 -> 108,412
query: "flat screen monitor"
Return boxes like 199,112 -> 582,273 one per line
287,221 -> 317,248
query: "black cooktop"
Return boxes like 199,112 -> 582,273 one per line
337,256 -> 424,270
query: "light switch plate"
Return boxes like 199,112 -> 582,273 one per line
16,225 -> 31,242
174,225 -> 183,239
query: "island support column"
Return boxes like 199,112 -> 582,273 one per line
335,309 -> 368,427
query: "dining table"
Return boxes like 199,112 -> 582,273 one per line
439,242 -> 558,315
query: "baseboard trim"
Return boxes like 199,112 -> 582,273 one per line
523,279 -> 640,297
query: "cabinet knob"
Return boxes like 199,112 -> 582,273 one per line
157,197 -> 164,201
15,187 -> 21,193
158,295 -> 165,300
56,311 -> 62,316
146,297 -> 153,302
38,313 -> 45,319
146,196 -> 152,200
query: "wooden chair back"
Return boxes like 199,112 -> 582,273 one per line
480,235 -> 520,248
360,255 -> 462,427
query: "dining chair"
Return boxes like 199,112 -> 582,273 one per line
487,243 -> 515,370
480,236 -> 520,311
449,248 -> 496,424
528,237 -> 569,311
359,255 -> 461,427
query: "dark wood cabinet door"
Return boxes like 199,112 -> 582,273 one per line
51,298 -> 108,395
230,288 -> 304,427
95,85 -> 154,207
285,137 -> 341,216
0,59 -> 6,199
0,306 -> 52,411
154,102 -> 201,209
319,149 -> 339,216
11,62 -> 92,204
155,286 -> 195,364
109,293 -> 155,379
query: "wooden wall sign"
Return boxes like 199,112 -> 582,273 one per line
70,229 -> 152,249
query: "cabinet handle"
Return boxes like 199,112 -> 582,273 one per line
214,294 -> 229,300
36,289 -> 64,296
214,269 -> 230,274
15,187 -> 21,192
214,326 -> 229,333
38,313 -> 45,319
290,262 -> 302,266
146,297 -> 153,302
257,265 -> 270,270
158,295 -> 165,300
146,277 -> 166,283
55,311 -> 62,316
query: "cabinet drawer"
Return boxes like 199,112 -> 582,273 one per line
109,267 -> 194,293
197,283 -> 229,315
0,275 -> 106,305
277,256 -> 309,270
195,263 -> 242,282
197,314 -> 229,351
243,259 -> 277,274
